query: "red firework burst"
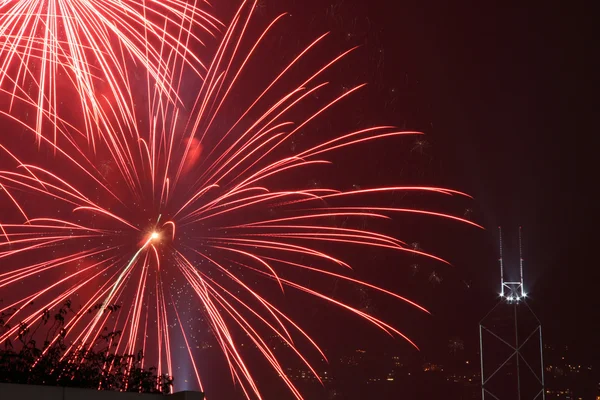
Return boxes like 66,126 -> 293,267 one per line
1,1 -> 480,398
0,0 -> 220,144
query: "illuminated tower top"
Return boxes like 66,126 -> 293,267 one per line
499,226 -> 526,302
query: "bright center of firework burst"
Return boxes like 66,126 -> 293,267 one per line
150,232 -> 160,241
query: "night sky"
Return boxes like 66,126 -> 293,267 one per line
409,1 -> 596,358
251,0 -> 597,378
197,0 -> 596,397
1,0 -> 596,399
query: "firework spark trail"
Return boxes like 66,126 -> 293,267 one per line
0,0 -> 220,144
1,1 -> 481,398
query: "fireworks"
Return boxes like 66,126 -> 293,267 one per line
0,0 -> 220,144
1,1 -> 479,398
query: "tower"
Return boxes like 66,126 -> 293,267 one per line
479,227 -> 545,400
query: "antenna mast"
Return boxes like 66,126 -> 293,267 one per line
499,226 -> 525,302
519,226 -> 525,297
499,227 -> 505,296
480,227 -> 545,400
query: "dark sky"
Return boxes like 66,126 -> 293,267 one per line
378,0 -> 596,354
249,0 -> 597,363
420,0 -> 593,355
1,1 -> 595,399
412,1 -> 596,356
195,0 -> 596,397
